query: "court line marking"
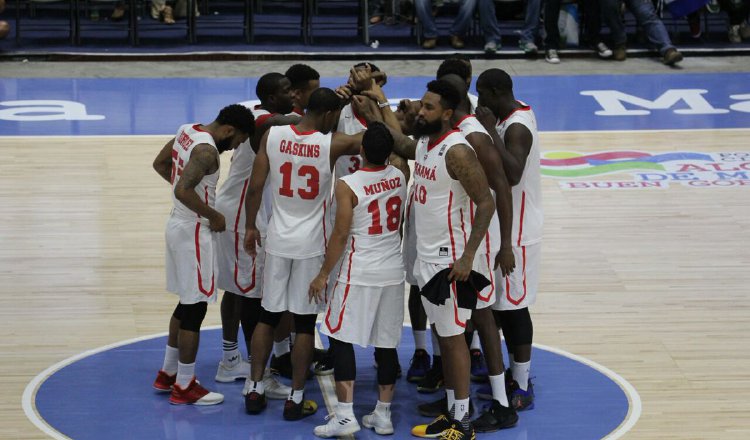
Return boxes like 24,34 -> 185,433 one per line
22,326 -> 640,440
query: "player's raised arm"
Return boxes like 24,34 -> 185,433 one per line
153,138 -> 176,183
330,131 -> 365,162
174,144 -> 225,232
251,113 -> 301,152
445,144 -> 495,282
243,130 -> 271,256
308,180 -> 356,304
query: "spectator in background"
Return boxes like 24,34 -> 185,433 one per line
720,0 -> 750,42
543,0 -> 613,64
415,0 -> 478,49
150,0 -> 198,25
0,0 -> 10,40
518,0 -> 542,54
477,0 -> 504,54
600,0 -> 684,65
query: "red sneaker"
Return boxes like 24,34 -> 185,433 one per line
153,370 -> 176,392
169,377 -> 224,406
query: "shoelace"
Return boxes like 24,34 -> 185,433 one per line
440,426 -> 465,440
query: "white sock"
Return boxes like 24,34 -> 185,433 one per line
176,361 -> 195,388
290,332 -> 297,346
222,339 -> 240,365
489,373 -> 510,406
470,331 -> 481,350
375,400 -> 391,418
413,330 -> 427,351
273,338 -> 290,357
513,360 -> 531,391
454,397 -> 470,421
290,388 -> 304,404
431,330 -> 441,356
162,345 -> 178,375
251,379 -> 265,395
337,401 -> 355,418
446,389 -> 455,415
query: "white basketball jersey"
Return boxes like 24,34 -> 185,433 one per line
495,102 -> 543,246
170,124 -> 219,221
215,107 -> 276,234
337,165 -> 406,286
413,130 -> 473,264
468,93 -> 479,114
334,103 -> 367,178
264,125 -> 333,258
455,114 -> 501,256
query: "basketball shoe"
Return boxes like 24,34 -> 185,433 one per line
283,397 -> 318,421
153,370 -> 176,392
215,358 -> 250,382
242,370 -> 291,399
362,410 -> 394,435
411,414 -> 452,438
472,400 -> 518,432
313,413 -> 361,437
417,362 -> 444,393
169,378 -> 224,405
407,349 -> 431,383
469,349 -> 488,382
508,379 -> 535,411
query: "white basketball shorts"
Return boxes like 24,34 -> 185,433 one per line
492,243 -> 540,311
165,217 -> 218,305
261,253 -> 325,315
216,228 -> 265,299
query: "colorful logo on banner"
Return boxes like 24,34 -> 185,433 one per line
542,151 -> 750,189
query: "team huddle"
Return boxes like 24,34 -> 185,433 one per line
151,57 -> 542,440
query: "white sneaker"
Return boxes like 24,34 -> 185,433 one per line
596,42 -> 613,58
545,49 -> 561,64
729,25 -> 742,43
242,370 -> 292,399
362,411 -> 394,435
313,413 -> 361,438
215,358 -> 250,383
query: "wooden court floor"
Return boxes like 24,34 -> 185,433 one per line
1,130 -> 749,439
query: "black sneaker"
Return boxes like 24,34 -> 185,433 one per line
313,353 -> 334,376
469,349 -> 488,383
244,391 -> 267,414
407,349 -> 432,383
282,398 -> 318,421
313,347 -> 328,363
472,400 -> 518,433
440,420 -> 476,440
417,363 -> 444,393
410,414 -> 452,438
270,353 -> 293,379
508,379 -> 535,411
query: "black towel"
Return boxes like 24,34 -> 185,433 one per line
420,268 -> 491,310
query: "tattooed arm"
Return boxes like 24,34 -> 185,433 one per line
153,138 -> 176,183
465,131 -> 515,276
445,143 -> 495,282
174,144 -> 225,232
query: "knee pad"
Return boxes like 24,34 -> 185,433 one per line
178,302 -> 207,332
258,308 -> 283,328
374,348 -> 399,385
330,338 -> 356,382
500,308 -> 533,346
293,313 -> 317,335
239,297 -> 262,338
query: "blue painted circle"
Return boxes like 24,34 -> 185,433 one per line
34,327 -> 630,439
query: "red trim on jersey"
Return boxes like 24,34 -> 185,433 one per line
451,281 -> 467,328
291,124 -> 318,136
497,102 -> 532,126
233,179 -> 256,293
195,222 -> 215,297
324,237 -> 355,333
452,114 -> 475,130
506,246 -> 527,306
448,191 -> 457,261
479,251 -> 495,302
292,107 -> 304,116
427,129 -> 459,151
360,165 -> 387,172
255,113 -> 274,128
322,199 -> 328,250
517,191 -> 526,247
352,106 -> 369,129
192,124 -> 207,132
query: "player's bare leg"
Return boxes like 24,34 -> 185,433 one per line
216,292 -> 250,382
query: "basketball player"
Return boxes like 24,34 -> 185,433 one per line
370,79 -> 499,439
242,88 -> 365,421
285,64 -> 320,116
309,121 -> 410,438
213,72 -> 299,400
436,56 -> 478,112
476,68 -> 543,412
150,104 -> 254,405
312,62 -> 389,377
